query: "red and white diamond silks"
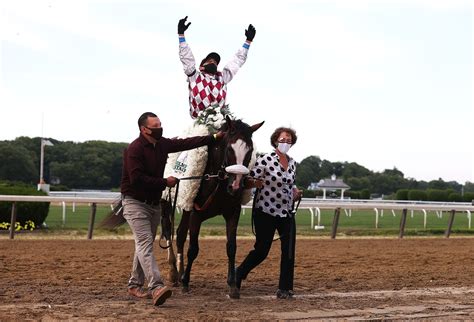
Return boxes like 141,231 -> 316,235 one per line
188,72 -> 227,119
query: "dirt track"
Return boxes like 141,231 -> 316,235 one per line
1,237 -> 473,320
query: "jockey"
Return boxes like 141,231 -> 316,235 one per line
162,17 -> 256,214
177,16 -> 256,119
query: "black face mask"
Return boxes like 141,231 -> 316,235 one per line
146,127 -> 163,140
203,63 -> 218,75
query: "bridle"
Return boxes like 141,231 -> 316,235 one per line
158,139 -> 231,249
158,118 -> 263,249
194,133 -> 252,211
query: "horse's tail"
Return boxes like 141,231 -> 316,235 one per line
98,197 -> 127,229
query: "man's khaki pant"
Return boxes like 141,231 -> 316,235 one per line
122,197 -> 163,291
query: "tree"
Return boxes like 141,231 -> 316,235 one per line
49,140 -> 127,189
295,155 -> 321,189
0,143 -> 37,183
5,138 -> 127,189
319,159 -> 334,179
383,167 -> 404,177
345,177 -> 371,191
464,181 -> 474,193
428,178 -> 450,190
342,162 -> 371,179
332,162 -> 344,177
368,172 -> 407,195
0,137 -> 468,193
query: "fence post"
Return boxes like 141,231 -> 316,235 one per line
62,201 -> 66,226
467,210 -> 471,229
444,209 -> 456,238
374,208 -> 379,229
87,203 -> 97,240
422,209 -> 427,229
9,202 -> 17,240
399,208 -> 407,239
331,208 -> 341,239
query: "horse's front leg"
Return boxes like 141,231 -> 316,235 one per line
181,211 -> 202,293
160,200 -> 179,286
225,207 -> 241,299
167,240 -> 179,286
176,209 -> 191,281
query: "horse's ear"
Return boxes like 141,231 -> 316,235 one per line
250,121 -> 265,133
225,115 -> 233,131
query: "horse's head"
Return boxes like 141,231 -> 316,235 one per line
217,115 -> 264,194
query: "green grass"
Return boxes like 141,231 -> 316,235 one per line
41,204 -> 473,237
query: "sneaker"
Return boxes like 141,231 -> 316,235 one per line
128,287 -> 151,299
152,286 -> 172,306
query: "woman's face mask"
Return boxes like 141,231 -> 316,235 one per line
277,142 -> 292,154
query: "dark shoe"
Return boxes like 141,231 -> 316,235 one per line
128,287 -> 152,299
276,289 -> 289,299
235,267 -> 243,290
152,286 -> 172,306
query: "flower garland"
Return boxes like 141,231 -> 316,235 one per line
194,104 -> 234,133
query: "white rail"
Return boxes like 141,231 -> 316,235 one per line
1,195 -> 473,240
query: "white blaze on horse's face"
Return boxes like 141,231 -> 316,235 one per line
230,139 -> 250,191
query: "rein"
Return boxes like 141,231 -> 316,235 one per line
159,132 -> 248,247
193,136 -> 231,212
159,169 -> 230,249
192,168 -> 228,212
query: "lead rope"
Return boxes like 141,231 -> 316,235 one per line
159,187 -> 175,250
251,186 -> 260,237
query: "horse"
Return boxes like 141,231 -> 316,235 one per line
164,116 -> 263,298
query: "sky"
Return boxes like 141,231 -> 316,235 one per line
1,0 -> 472,184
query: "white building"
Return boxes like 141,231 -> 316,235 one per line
308,174 -> 351,199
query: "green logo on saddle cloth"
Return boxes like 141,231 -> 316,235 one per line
173,151 -> 189,175
174,160 -> 187,174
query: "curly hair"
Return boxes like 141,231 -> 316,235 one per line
270,127 -> 297,148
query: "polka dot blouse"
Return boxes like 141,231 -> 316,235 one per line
249,151 -> 297,218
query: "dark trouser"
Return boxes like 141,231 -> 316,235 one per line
238,208 -> 296,291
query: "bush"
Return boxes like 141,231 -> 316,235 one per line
448,193 -> 463,202
360,189 -> 370,199
0,181 -> 50,228
427,189 -> 449,201
446,189 -> 455,196
463,192 -> 474,203
408,189 -> 428,201
345,191 -> 360,199
396,189 -> 409,200
49,184 -> 70,191
302,189 -> 323,198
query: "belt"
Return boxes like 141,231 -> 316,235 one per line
124,195 -> 160,206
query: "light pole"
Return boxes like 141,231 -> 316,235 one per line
38,138 -> 54,192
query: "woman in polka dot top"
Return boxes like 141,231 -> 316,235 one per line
235,127 -> 303,299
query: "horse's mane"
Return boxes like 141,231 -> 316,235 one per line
219,119 -> 253,145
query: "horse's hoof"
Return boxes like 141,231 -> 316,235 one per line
168,270 -> 179,285
182,285 -> 190,293
228,287 -> 240,299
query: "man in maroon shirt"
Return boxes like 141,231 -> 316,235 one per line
121,112 -> 219,306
